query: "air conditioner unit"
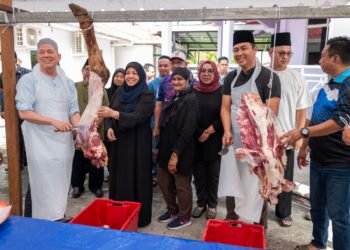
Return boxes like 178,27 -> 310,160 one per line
15,26 -> 38,47
26,28 -> 38,46
73,30 -> 87,55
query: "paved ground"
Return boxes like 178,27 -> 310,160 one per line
0,119 -> 333,250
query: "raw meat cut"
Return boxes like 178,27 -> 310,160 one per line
74,72 -> 108,168
235,93 -> 295,205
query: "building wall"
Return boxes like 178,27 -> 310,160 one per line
329,18 -> 350,38
114,45 -> 154,70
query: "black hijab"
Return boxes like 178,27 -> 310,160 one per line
107,68 -> 125,101
160,67 -> 192,127
120,62 -> 148,113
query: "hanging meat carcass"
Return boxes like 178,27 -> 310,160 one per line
69,3 -> 110,168
235,93 -> 295,205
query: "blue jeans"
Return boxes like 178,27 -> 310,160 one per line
310,161 -> 350,250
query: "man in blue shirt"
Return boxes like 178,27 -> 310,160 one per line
282,36 -> 350,250
148,55 -> 171,127
148,56 -> 171,182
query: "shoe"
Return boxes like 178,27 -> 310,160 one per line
72,187 -> 83,198
93,188 -> 104,198
56,216 -> 73,223
304,211 -> 311,221
167,217 -> 192,230
158,211 -> 177,223
192,206 -> 206,218
206,208 -> 217,219
152,179 -> 158,187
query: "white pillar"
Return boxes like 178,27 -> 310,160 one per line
161,22 -> 172,56
221,20 -> 234,62
217,23 -> 223,59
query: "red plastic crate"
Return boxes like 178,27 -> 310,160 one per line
70,198 -> 141,232
203,219 -> 266,249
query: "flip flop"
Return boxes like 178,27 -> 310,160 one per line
279,216 -> 293,227
294,245 -> 311,250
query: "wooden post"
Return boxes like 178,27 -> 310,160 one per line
0,0 -> 22,215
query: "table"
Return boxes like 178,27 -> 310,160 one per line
0,216 -> 254,250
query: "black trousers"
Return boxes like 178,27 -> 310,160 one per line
193,158 -> 221,208
19,120 -> 26,169
24,184 -> 31,217
226,196 -> 268,229
71,150 -> 104,192
275,149 -> 295,219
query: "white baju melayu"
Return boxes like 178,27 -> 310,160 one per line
275,68 -> 311,137
16,64 -> 79,221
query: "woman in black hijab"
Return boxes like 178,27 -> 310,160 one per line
98,62 -> 154,227
157,67 -> 199,230
106,68 -> 125,102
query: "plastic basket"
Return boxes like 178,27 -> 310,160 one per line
70,198 -> 141,232
203,219 -> 266,249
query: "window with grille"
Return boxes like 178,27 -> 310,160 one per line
15,26 -> 23,46
74,30 -> 86,54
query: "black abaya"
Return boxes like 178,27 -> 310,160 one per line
106,88 -> 154,227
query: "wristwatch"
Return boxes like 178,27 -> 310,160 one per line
300,127 -> 310,138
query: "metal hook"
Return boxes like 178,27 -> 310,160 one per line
48,22 -> 53,32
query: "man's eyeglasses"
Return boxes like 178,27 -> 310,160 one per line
200,69 -> 214,74
278,51 -> 293,57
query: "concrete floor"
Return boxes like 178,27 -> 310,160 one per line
0,119 -> 333,250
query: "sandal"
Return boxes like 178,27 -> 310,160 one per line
279,216 -> 293,227
295,245 -> 311,250
294,243 -> 325,250
206,208 -> 217,219
192,206 -> 206,218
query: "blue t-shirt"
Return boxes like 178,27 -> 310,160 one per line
148,75 -> 167,128
309,68 -> 350,167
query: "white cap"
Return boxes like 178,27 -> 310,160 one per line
170,51 -> 186,61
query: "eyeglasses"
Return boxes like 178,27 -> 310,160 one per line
278,51 -> 294,57
200,69 -> 214,74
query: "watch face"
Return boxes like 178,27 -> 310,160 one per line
301,128 -> 309,136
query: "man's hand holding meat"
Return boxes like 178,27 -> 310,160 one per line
280,128 -> 302,146
52,119 -> 73,132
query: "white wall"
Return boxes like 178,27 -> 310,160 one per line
114,45 -> 154,69
329,18 -> 350,38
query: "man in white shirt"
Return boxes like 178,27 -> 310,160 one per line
269,32 -> 311,227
